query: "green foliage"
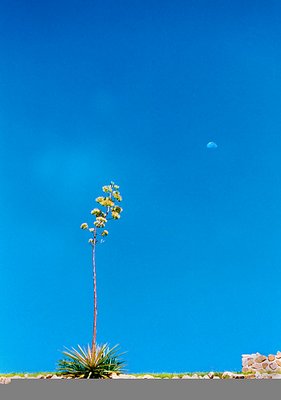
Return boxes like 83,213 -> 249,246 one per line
57,344 -> 125,379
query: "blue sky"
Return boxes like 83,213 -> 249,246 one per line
1,0 -> 281,373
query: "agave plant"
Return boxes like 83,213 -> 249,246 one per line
58,182 -> 125,379
57,343 -> 126,379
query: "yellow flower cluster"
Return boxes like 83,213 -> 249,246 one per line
94,216 -> 107,228
104,198 -> 115,207
91,208 -> 101,216
111,211 -> 120,220
96,197 -> 115,207
81,182 -> 122,242
94,221 -> 105,228
102,185 -> 112,193
112,206 -> 123,213
112,191 -> 122,202
111,205 -> 122,220
96,216 -> 107,223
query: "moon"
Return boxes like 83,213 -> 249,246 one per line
206,141 -> 218,149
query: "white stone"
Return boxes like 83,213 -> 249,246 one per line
0,377 -> 11,384
271,374 -> 281,379
121,375 -> 137,379
242,354 -> 255,359
222,372 -> 234,379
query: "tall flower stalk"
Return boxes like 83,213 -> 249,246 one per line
80,181 -> 123,354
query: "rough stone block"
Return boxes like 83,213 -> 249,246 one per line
269,362 -> 278,370
255,356 -> 267,363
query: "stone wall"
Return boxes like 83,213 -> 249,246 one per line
242,352 -> 281,373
